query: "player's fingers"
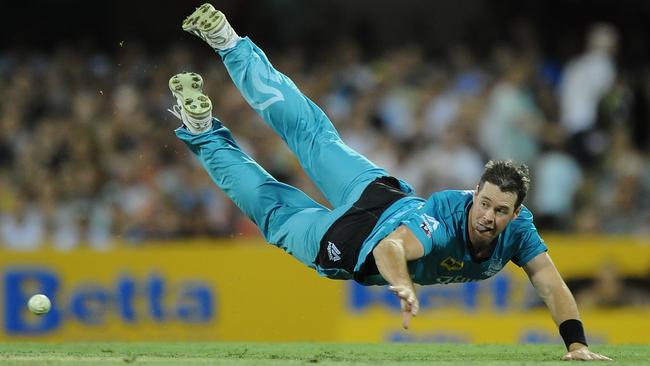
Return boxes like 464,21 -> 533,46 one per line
390,286 -> 412,302
410,299 -> 419,316
400,298 -> 411,313
405,292 -> 415,304
388,286 -> 404,297
393,290 -> 404,301
577,351 -> 593,361
391,286 -> 412,299
402,309 -> 411,329
567,351 -> 589,361
594,353 -> 612,361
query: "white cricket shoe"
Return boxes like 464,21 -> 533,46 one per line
182,3 -> 240,50
168,72 -> 213,134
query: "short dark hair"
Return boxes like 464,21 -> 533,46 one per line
478,160 -> 530,208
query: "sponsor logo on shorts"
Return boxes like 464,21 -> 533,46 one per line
327,242 -> 341,262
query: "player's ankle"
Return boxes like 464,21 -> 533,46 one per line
184,114 -> 213,134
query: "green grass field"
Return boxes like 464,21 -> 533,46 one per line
0,343 -> 648,365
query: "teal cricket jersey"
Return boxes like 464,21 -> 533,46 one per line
355,190 -> 548,286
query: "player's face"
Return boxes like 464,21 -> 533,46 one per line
469,182 -> 521,246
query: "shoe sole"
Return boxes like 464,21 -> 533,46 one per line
182,3 -> 226,35
168,72 -> 212,119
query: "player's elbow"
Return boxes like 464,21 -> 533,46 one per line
373,239 -> 406,260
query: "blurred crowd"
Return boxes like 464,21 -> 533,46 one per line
1,23 -> 649,251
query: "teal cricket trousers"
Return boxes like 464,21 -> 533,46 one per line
175,37 -> 392,269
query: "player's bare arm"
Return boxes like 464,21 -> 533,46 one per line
524,252 -> 612,361
372,225 -> 424,329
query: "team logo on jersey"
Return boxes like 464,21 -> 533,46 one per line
327,241 -> 341,262
419,214 -> 440,238
423,214 -> 440,230
419,222 -> 431,237
441,256 -> 464,271
483,259 -> 503,277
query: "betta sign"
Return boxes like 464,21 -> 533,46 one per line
3,268 -> 214,335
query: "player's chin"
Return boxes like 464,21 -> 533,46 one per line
475,227 -> 496,241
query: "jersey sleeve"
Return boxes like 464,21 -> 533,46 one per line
510,209 -> 548,267
402,213 -> 435,256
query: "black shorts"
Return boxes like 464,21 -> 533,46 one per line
314,176 -> 408,279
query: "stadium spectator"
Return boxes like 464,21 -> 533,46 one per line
576,264 -> 650,308
559,23 -> 618,168
401,126 -> 484,193
0,191 -> 44,251
531,145 -> 583,231
479,55 -> 545,164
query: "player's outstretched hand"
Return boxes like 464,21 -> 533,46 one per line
562,346 -> 612,361
388,285 -> 419,329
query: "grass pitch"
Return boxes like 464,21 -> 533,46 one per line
0,343 -> 647,365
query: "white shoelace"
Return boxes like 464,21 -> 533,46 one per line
167,104 -> 183,120
167,103 -> 212,134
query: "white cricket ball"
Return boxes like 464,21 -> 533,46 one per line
27,294 -> 51,315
